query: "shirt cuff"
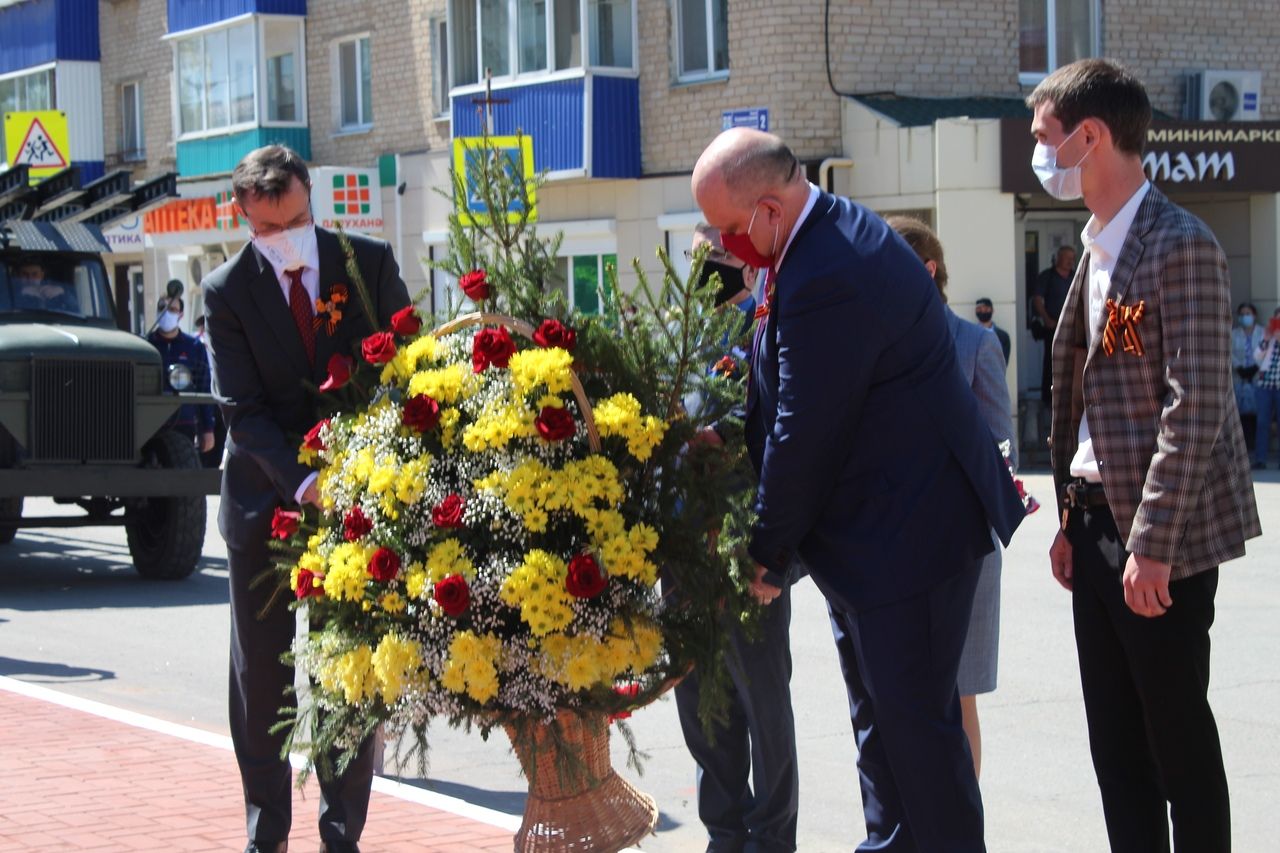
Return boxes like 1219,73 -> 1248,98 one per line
294,471 -> 319,506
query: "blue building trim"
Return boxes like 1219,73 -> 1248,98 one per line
0,0 -> 99,75
590,76 -> 640,179
451,75 -> 640,178
168,0 -> 306,34
452,78 -> 585,174
74,160 -> 105,184
176,126 -> 310,177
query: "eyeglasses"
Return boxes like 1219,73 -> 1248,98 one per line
684,248 -> 738,266
250,211 -> 314,238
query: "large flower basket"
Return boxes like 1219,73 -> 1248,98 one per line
504,709 -> 657,852
438,313 -> 654,852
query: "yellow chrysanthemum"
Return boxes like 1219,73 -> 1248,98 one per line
370,634 -> 422,704
508,347 -> 575,396
426,539 -> 473,583
318,645 -> 375,705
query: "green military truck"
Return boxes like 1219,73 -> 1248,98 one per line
0,165 -> 220,579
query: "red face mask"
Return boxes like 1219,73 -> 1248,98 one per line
721,203 -> 779,272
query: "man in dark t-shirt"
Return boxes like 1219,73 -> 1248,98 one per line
1032,245 -> 1076,420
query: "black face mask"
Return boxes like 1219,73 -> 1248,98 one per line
975,310 -> 993,323
698,259 -> 747,306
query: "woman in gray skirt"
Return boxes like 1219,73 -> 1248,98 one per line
887,217 -> 1016,779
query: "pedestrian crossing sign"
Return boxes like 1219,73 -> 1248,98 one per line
4,110 -> 71,183
453,135 -> 537,226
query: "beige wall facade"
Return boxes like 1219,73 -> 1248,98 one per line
98,0 -> 176,181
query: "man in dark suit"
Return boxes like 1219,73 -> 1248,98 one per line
693,129 -> 1025,851
203,145 -> 410,853
1033,60 -> 1260,851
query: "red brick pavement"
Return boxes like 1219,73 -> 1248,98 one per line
0,683 -> 515,852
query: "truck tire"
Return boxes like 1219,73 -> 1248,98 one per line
0,496 -> 20,545
125,431 -> 206,580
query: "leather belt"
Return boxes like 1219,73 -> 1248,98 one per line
1062,478 -> 1108,509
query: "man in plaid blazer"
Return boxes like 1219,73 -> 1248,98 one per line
1031,60 -> 1260,852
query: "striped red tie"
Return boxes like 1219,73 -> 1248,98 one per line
286,268 -> 315,366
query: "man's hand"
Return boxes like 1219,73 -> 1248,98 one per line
300,479 -> 322,509
1122,554 -> 1173,618
199,431 -> 215,453
1050,530 -> 1073,591
689,427 -> 724,450
749,563 -> 781,605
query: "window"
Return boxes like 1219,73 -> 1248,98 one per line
337,35 -> 373,129
264,19 -> 303,122
448,0 -> 629,89
677,0 -> 728,81
1019,0 -> 1098,81
553,253 -> 617,314
172,17 -> 305,137
121,81 -> 145,161
589,0 -> 630,67
0,68 -> 56,161
432,18 -> 450,116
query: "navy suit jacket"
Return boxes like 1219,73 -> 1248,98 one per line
203,228 -> 410,551
745,191 -> 1025,611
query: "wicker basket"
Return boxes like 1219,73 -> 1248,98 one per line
504,710 -> 658,852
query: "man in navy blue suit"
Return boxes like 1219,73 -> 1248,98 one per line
693,128 -> 1025,851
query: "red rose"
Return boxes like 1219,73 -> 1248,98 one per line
367,546 -> 401,582
459,269 -> 490,301
565,553 -> 607,599
390,305 -> 422,336
532,318 -> 577,351
608,682 -> 641,721
303,419 -> 329,451
343,506 -> 373,542
431,494 -> 466,529
319,354 -> 355,392
434,573 -> 470,617
402,394 -> 441,432
471,327 -> 516,373
294,568 -> 323,600
362,331 -> 397,365
270,507 -> 301,540
535,405 -> 576,442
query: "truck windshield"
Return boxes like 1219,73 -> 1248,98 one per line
0,256 -> 115,322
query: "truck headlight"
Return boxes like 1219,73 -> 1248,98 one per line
167,363 -> 193,392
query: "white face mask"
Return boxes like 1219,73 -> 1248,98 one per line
252,222 -> 316,272
157,310 -> 181,332
1032,125 -> 1092,201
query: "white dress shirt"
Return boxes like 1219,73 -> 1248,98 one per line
1069,180 -> 1152,482
258,235 -> 320,309
775,182 -> 820,275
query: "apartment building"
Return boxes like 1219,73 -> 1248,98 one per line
3,0 -> 1279,456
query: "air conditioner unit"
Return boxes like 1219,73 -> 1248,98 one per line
1184,70 -> 1262,121
188,251 -> 225,286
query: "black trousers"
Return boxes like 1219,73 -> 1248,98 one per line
228,543 -> 375,845
1067,505 -> 1229,853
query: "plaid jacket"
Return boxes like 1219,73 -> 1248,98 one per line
1050,185 -> 1261,579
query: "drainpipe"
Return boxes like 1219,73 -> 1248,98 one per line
818,157 -> 854,195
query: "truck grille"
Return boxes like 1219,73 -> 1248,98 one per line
30,359 -> 134,462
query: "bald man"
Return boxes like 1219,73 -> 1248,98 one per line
692,129 -> 1025,851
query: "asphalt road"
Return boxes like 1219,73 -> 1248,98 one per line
2,472 -> 1276,852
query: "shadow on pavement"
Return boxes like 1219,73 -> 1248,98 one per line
0,530 -> 229,610
392,777 -> 526,816
0,655 -> 115,682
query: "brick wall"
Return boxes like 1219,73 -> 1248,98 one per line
304,0 -> 450,170
98,0 -> 176,181
1104,1 -> 1280,120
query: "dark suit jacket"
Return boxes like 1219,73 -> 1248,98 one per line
202,227 -> 411,551
746,191 -> 1025,611
1049,185 -> 1260,579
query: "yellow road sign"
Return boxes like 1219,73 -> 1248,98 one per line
453,135 -> 537,226
4,110 -> 71,183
